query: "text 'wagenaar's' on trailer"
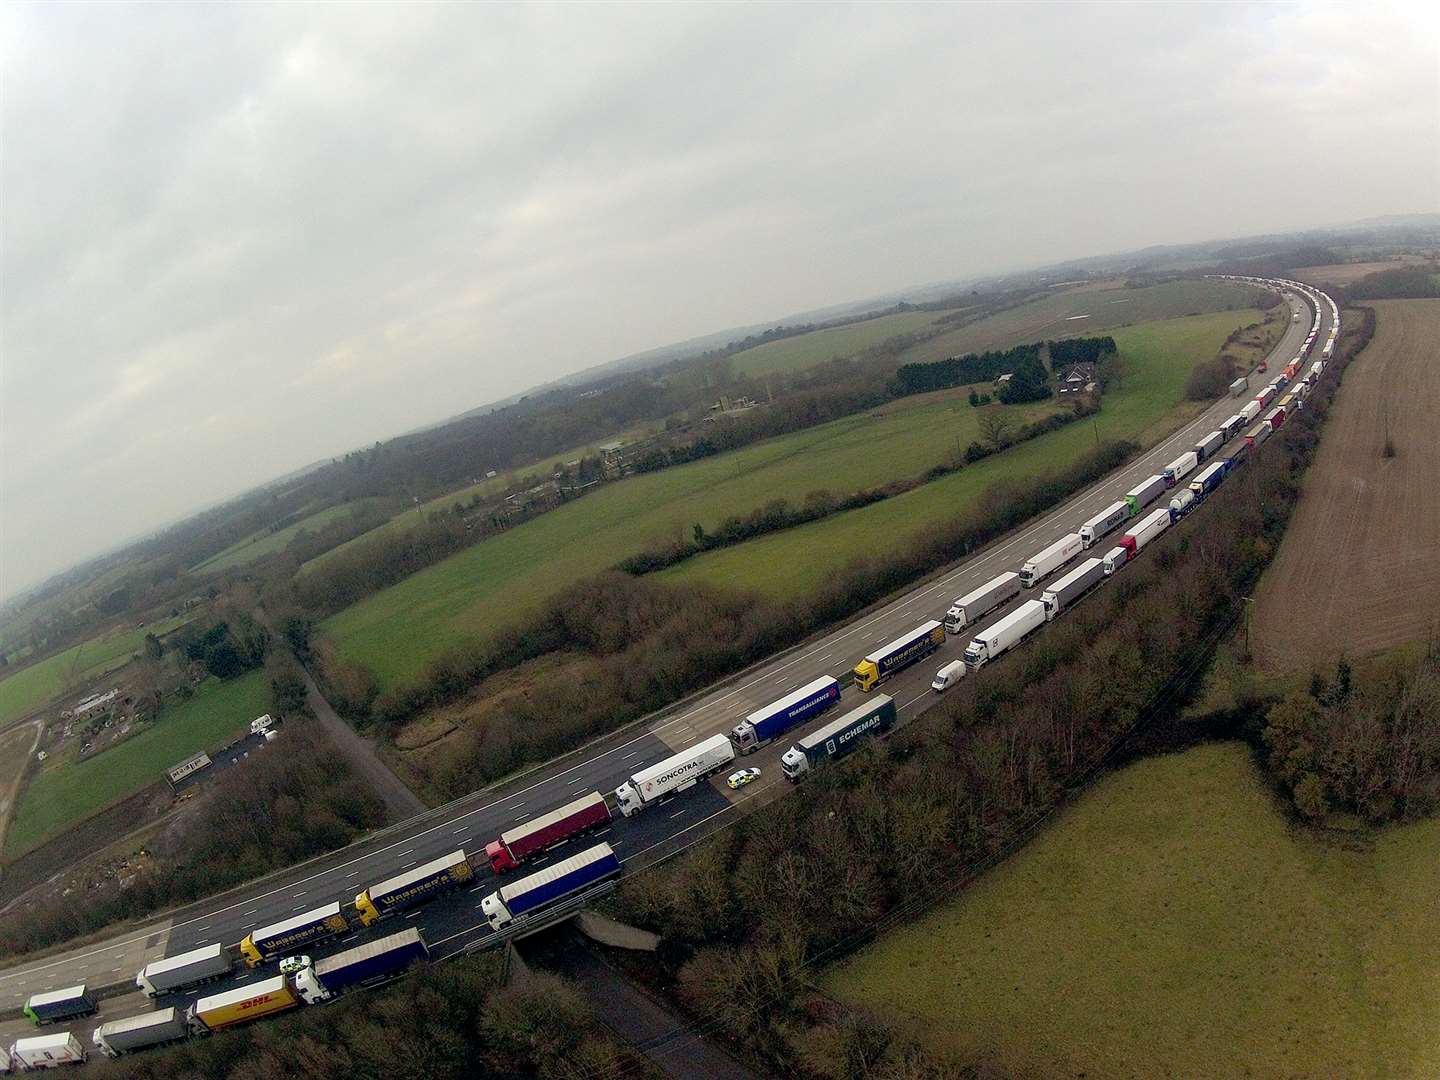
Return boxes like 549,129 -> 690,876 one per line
23,985 -> 96,1026
781,695 -> 897,781
239,901 -> 350,967
287,928 -> 430,1004
136,942 -> 231,997
943,572 -> 1020,633
852,621 -> 945,692
730,676 -> 841,754
93,1008 -> 190,1058
963,600 -> 1046,669
486,791 -> 612,873
480,842 -> 622,930
614,733 -> 733,817
355,850 -> 473,925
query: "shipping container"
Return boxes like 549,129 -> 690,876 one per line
943,572 -> 1021,632
188,976 -> 300,1034
614,735 -> 733,816
23,986 -> 96,1026
963,600 -> 1046,668
291,928 -> 430,1004
729,676 -> 841,753
1239,400 -> 1262,423
486,792 -> 611,873
1019,532 -> 1083,587
1119,507 -> 1172,559
1102,545 -> 1129,575
10,1033 -> 86,1069
1162,451 -> 1198,487
93,1008 -> 189,1058
356,850 -> 474,925
1263,406 -> 1285,431
782,696 -> 897,781
1168,489 -> 1196,518
1194,430 -> 1225,462
240,902 -> 350,967
136,942 -> 231,998
1188,460 -> 1229,498
1040,559 -> 1104,621
1124,475 -> 1168,516
1079,502 -> 1130,548
851,620 -> 946,691
1244,421 -> 1271,449
480,843 -> 621,929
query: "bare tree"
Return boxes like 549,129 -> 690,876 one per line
977,406 -> 1015,450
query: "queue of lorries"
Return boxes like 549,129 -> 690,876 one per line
3,275 -> 1336,1072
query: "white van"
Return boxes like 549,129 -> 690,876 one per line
931,660 -> 966,693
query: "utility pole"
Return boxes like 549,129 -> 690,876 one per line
1242,596 -> 1254,661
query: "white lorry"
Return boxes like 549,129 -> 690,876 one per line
614,734 -> 734,817
963,600 -> 1047,669
942,572 -> 1020,633
1018,533 -> 1083,588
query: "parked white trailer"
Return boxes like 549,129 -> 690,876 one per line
1220,413 -> 1246,439
1163,451 -> 1199,487
1079,501 -> 1130,548
1019,533 -> 1083,588
614,734 -> 734,817
1228,376 -> 1249,396
1120,506 -> 1172,558
1102,546 -> 1129,575
942,572 -> 1021,633
9,1033 -> 86,1069
1194,430 -> 1225,462
1124,476 -> 1168,516
136,942 -> 231,997
1040,559 -> 1105,621
93,1009 -> 189,1058
1239,400 -> 1262,423
963,600 -> 1047,669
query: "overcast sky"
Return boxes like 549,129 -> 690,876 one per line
2,2 -> 1437,597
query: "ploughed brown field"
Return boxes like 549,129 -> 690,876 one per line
1252,300 -> 1440,672
1291,256 -> 1435,287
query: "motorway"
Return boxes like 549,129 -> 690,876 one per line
0,280 -> 1329,1051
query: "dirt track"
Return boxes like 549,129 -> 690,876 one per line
1252,300 -> 1440,673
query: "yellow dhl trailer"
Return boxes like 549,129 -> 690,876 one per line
187,975 -> 300,1033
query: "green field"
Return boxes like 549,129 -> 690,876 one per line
728,309 -> 959,377
660,309 -> 1258,598
192,500 -> 388,574
893,278 -> 1273,368
826,743 -> 1440,1078
3,670 -> 269,860
0,615 -> 190,729
319,389 -> 1066,691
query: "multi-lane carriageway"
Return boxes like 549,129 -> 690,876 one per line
0,280 -> 1332,1038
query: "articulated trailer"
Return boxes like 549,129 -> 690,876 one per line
1119,507 -> 1172,560
963,600 -> 1046,669
23,986 -> 96,1026
943,572 -> 1020,632
486,792 -> 611,873
1079,502 -> 1130,549
1040,559 -> 1104,621
1189,459 -> 1230,498
1019,533 -> 1083,588
781,695 -> 897,781
1194,430 -> 1225,462
1162,451 -> 1198,487
289,928 -> 430,1003
1124,476 -> 1167,516
730,676 -> 840,754
93,1008 -> 190,1058
614,734 -> 734,817
136,942 -> 232,997
852,621 -> 945,692
188,976 -> 300,1034
240,902 -> 350,967
355,850 -> 474,925
480,843 -> 622,930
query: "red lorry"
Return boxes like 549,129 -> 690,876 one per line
485,791 -> 612,873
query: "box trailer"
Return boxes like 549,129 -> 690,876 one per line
1189,460 -> 1229,498
1124,476 -> 1168,516
92,1008 -> 189,1058
729,676 -> 841,754
1243,421 -> 1271,449
1040,559 -> 1104,621
479,842 -> 621,930
240,902 -> 350,967
1220,413 -> 1245,439
1228,376 -> 1249,397
1079,502 -> 1130,548
486,792 -> 611,873
188,976 -> 300,1034
356,850 -> 474,925
1102,546 -> 1129,575
9,1033 -> 86,1069
290,928 -> 430,1004
137,942 -> 232,997
1254,386 -> 1277,409
943,572 -> 1021,632
1162,451 -> 1198,487
1019,532 -> 1083,588
1168,489 -> 1196,518
1263,406 -> 1285,431
963,600 -> 1046,669
1239,400 -> 1262,424
614,734 -> 734,817
851,620 -> 946,691
1194,430 -> 1225,462
23,986 -> 96,1026
1119,507 -> 1171,559
781,695 -> 897,781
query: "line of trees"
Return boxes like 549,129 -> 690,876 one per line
1049,335 -> 1117,366
891,343 -> 1042,396
608,306 -> 1375,1077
